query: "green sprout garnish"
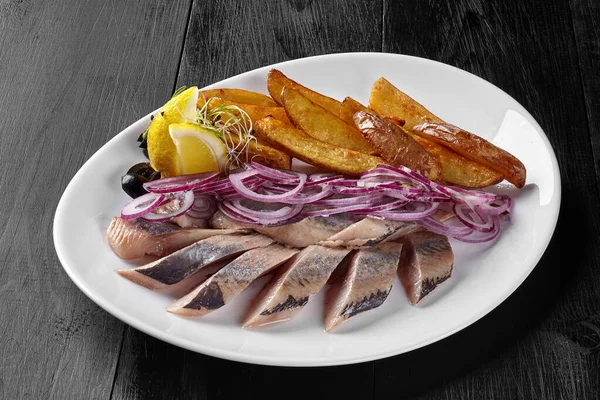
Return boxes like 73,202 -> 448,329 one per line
196,95 -> 256,170
171,85 -> 188,99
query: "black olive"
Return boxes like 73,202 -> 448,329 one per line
127,162 -> 160,180
121,173 -> 149,198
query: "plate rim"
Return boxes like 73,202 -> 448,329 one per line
53,51 -> 562,367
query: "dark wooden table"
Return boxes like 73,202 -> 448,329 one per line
2,0 -> 598,398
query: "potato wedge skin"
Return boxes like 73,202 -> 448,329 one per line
254,117 -> 384,177
413,122 -> 526,188
200,88 -> 278,107
224,133 -> 291,170
412,136 -> 503,188
339,97 -> 371,126
369,77 -> 443,130
282,87 -> 376,154
354,111 -> 443,182
197,97 -> 290,125
267,69 -> 342,115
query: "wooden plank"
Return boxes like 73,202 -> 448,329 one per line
110,1 -> 381,399
0,0 -> 191,399
570,0 -> 600,181
377,0 -> 600,398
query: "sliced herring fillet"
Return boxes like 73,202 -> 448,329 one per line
167,245 -> 299,317
398,231 -> 454,305
117,233 -> 274,290
324,242 -> 403,331
242,245 -> 352,328
106,217 -> 241,260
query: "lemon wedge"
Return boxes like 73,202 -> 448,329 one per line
147,86 -> 199,177
169,122 -> 228,174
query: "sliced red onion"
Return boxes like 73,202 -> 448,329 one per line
141,190 -> 195,222
186,195 -> 217,219
313,194 -> 385,207
249,161 -> 298,180
302,202 -> 382,217
305,176 -> 344,187
453,204 -> 495,233
334,185 -> 385,195
284,185 -> 335,204
453,216 -> 501,243
224,199 -> 303,221
218,202 -> 300,226
418,216 -> 474,238
121,192 -> 165,220
143,172 -> 219,193
229,170 -> 307,203
369,202 -> 440,221
351,199 -> 410,213
478,194 -> 512,215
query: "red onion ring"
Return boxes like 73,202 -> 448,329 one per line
143,172 -> 218,193
141,190 -> 195,222
121,192 -> 165,220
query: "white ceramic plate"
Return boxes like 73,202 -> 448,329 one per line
53,53 -> 560,367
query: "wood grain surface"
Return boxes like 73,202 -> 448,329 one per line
1,0 -> 598,399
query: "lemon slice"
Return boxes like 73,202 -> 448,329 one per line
169,122 -> 228,174
147,86 -> 199,177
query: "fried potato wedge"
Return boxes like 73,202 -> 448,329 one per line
199,88 -> 278,107
354,111 -> 443,182
224,133 -> 291,170
369,77 -> 443,130
339,97 -> 371,126
254,117 -> 384,177
281,87 -> 377,154
412,136 -> 503,188
267,69 -> 342,115
370,77 -> 526,188
412,122 -> 526,188
197,97 -> 290,124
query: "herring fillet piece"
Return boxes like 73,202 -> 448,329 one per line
117,233 -> 274,290
242,245 -> 352,328
398,231 -> 454,305
320,218 -> 420,248
210,211 -> 360,247
320,210 -> 455,248
167,244 -> 299,317
324,242 -> 403,332
106,217 -> 241,260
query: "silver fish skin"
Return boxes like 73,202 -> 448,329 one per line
398,231 -> 454,305
210,211 -> 360,248
106,217 -> 242,260
320,218 -> 420,248
117,233 -> 274,290
320,210 -> 455,249
243,245 -> 352,328
323,242 -> 403,332
167,244 -> 299,317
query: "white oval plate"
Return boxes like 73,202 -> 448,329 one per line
53,53 -> 560,367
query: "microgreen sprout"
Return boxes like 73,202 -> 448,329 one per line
196,95 -> 256,170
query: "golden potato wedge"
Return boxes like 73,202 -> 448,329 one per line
339,97 -> 371,126
254,117 -> 384,177
267,69 -> 342,115
224,133 -> 291,170
353,111 -> 443,182
412,122 -> 526,188
281,87 -> 377,155
370,77 -> 526,188
369,77 -> 443,130
412,136 -> 503,188
197,97 -> 290,125
199,88 -> 278,107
